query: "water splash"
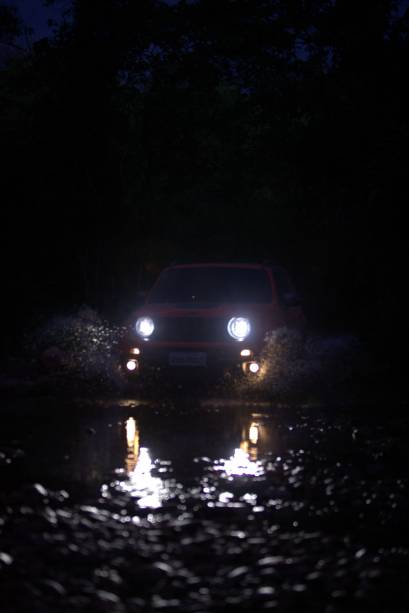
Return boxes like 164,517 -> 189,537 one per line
27,306 -> 127,389
214,448 -> 264,477
115,448 -> 166,509
235,327 -> 366,400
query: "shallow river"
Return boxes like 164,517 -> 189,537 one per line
1,396 -> 408,612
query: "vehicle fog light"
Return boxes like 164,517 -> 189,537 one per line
130,347 -> 140,355
240,349 -> 252,357
249,361 -> 260,374
126,360 -> 137,371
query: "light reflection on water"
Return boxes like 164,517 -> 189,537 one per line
249,422 -> 259,445
115,418 -> 171,509
214,447 -> 264,477
125,417 -> 139,472
109,413 -> 273,509
116,446 -> 168,509
240,421 -> 264,461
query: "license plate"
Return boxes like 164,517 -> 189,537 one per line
169,352 -> 207,367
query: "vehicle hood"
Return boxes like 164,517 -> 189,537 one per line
135,302 -> 273,319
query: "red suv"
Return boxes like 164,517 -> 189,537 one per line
123,262 -> 305,378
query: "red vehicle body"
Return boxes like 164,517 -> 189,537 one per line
123,262 -> 305,377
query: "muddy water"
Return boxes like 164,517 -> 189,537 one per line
1,398 -> 409,612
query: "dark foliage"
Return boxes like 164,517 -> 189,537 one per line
1,0 -> 408,361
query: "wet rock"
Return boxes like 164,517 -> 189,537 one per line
94,567 -> 123,586
258,556 -> 284,566
0,552 -> 13,566
1,402 -> 409,612
41,579 -> 66,596
153,561 -> 174,576
227,566 -> 249,580
17,483 -> 49,507
33,483 -> 48,498
92,590 -> 126,613
152,595 -> 182,609
95,589 -> 121,603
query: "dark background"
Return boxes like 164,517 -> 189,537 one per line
1,0 -> 408,366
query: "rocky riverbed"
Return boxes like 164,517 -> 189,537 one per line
1,398 -> 408,612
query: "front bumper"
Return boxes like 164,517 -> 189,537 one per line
122,341 -> 262,377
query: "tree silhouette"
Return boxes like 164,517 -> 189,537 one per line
1,0 -> 408,355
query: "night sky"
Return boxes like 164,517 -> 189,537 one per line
11,0 -> 181,41
11,0 -> 68,40
11,0 -> 409,42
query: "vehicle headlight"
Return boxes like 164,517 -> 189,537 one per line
227,317 -> 251,341
135,316 -> 155,338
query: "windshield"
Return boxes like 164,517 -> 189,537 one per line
148,267 -> 272,304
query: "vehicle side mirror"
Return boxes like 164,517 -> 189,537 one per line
282,292 -> 301,308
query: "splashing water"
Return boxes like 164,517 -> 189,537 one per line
213,448 -> 264,477
234,327 -> 366,400
26,311 -> 367,399
27,306 -> 127,389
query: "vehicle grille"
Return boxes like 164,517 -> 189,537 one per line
154,317 -> 229,342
